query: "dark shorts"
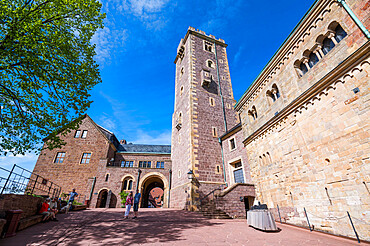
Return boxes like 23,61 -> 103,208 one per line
133,203 -> 139,212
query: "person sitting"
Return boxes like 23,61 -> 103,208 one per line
39,198 -> 57,222
49,197 -> 59,217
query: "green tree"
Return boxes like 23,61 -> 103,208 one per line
0,0 -> 105,155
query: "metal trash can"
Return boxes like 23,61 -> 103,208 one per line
4,210 -> 23,238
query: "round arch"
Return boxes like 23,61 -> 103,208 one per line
138,172 -> 169,208
95,188 -> 117,208
121,174 -> 136,182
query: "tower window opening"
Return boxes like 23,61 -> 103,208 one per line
204,41 -> 213,52
212,127 -> 217,137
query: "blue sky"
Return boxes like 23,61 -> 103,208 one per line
0,0 -> 315,171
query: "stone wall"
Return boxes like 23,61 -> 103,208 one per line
0,194 -> 42,220
215,184 -> 255,219
221,125 -> 253,186
90,153 -> 171,208
235,0 -> 370,241
32,116 -> 113,203
170,32 -> 194,210
171,27 -> 238,210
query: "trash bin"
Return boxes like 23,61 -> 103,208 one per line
4,210 -> 23,238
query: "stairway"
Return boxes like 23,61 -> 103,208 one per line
199,200 -> 232,219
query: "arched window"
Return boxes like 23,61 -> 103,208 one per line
300,62 -> 308,75
308,53 -> 319,68
322,38 -> 335,55
122,178 -> 133,191
252,106 -> 257,119
178,112 -> 182,124
105,174 -> 109,182
334,25 -> 347,43
207,60 -> 214,69
271,84 -> 280,100
266,90 -> 275,104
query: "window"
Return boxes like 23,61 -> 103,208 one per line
156,161 -> 164,168
209,97 -> 215,106
308,53 -> 319,68
300,62 -> 308,75
216,165 -> 221,174
180,86 -> 184,96
229,138 -> 236,150
42,178 -> 48,185
122,178 -> 133,191
180,67 -> 184,76
105,174 -> 109,182
334,25 -> 347,43
272,84 -> 280,99
233,168 -> 245,183
54,152 -> 65,163
322,38 -> 335,55
212,127 -> 217,137
81,130 -> 88,138
74,130 -> 81,138
233,161 -> 244,183
81,153 -> 91,164
139,161 -> 151,168
207,60 -> 214,69
121,161 -> 133,168
204,41 -> 213,52
248,106 -> 258,121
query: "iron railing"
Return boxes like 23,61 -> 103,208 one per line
0,164 -> 61,198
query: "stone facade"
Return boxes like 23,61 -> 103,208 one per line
32,115 -> 171,209
91,152 -> 171,208
171,28 -> 241,210
32,115 -> 116,203
28,0 -> 369,241
234,0 -> 369,241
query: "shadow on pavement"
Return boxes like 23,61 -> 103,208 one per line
1,208 -> 223,245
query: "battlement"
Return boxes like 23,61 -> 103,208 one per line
174,26 -> 227,63
187,26 -> 225,43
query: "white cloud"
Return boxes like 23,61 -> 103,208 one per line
132,129 -> 171,145
99,114 -> 117,131
103,0 -> 170,30
0,152 -> 39,172
232,45 -> 244,65
91,26 -> 127,65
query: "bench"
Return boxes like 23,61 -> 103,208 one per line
73,205 -> 87,211
17,215 -> 43,231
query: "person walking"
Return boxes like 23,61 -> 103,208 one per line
132,192 -> 141,219
69,188 -> 78,204
124,191 -> 133,219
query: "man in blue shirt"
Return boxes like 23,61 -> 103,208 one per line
132,192 -> 141,219
69,188 -> 78,204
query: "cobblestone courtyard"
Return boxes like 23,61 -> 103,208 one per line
1,208 -> 360,246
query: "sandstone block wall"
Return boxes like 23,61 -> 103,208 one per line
91,153 -> 171,208
0,195 -> 42,220
221,126 -> 253,186
215,184 -> 255,219
235,0 -> 370,241
32,116 -> 112,203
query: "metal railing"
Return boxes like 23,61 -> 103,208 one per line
199,184 -> 225,206
0,164 -> 61,198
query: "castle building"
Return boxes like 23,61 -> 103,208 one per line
31,0 -> 369,241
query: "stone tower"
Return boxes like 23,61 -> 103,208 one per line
171,27 -> 238,210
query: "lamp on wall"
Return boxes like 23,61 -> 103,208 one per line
187,170 -> 194,180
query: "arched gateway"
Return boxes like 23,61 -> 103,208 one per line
138,172 -> 169,208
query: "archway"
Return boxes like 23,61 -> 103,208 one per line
96,189 -> 108,208
96,189 -> 117,208
138,173 -> 168,208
